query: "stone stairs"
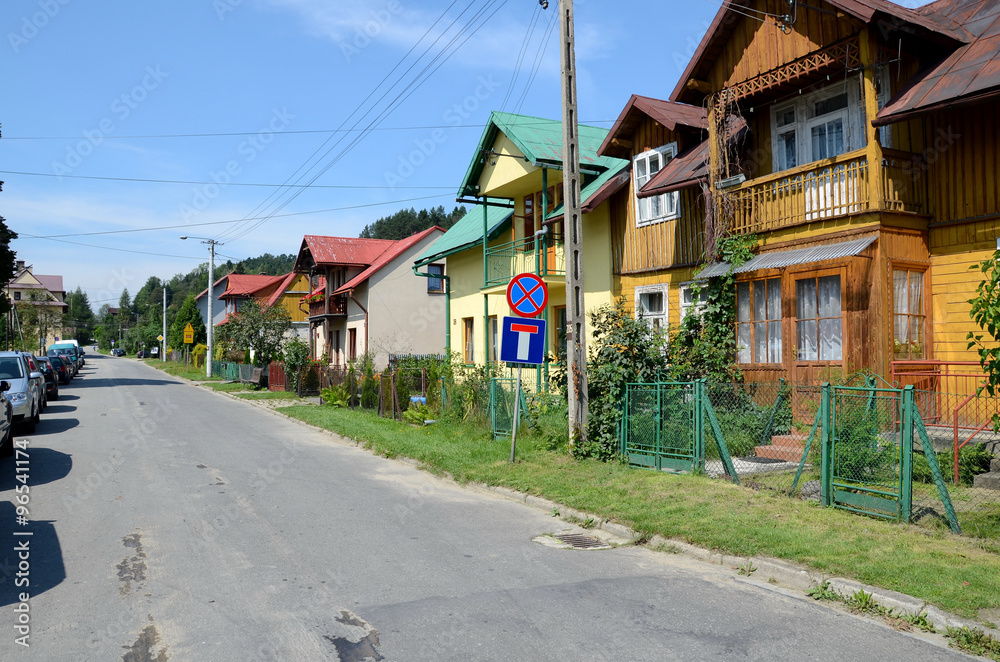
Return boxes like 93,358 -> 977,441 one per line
973,458 -> 1000,490
755,434 -> 809,463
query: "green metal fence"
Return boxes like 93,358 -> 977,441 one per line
620,380 -> 964,532
490,378 -> 528,440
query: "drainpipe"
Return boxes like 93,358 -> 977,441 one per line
412,264 -> 451,357
483,196 -> 489,365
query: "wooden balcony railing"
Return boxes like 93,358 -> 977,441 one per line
307,294 -> 347,317
728,148 -> 927,235
484,236 -> 565,288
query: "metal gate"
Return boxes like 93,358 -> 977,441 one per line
825,385 -> 913,520
621,382 -> 700,472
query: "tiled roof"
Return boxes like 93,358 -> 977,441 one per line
335,227 -> 442,294
413,204 -> 513,266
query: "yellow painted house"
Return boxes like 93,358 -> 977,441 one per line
598,0 -> 1000,395
414,111 -> 628,378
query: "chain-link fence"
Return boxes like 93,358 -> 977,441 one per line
620,379 -> 1000,540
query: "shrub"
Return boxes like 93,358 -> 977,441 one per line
320,385 -> 349,408
913,443 -> 994,486
192,343 -> 208,368
360,362 -> 378,409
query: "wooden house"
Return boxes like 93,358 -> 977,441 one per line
602,0 -> 1000,388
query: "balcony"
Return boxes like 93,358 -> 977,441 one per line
484,236 -> 565,288
307,294 -> 347,318
728,148 -> 928,235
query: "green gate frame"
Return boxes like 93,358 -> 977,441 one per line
490,377 -> 527,440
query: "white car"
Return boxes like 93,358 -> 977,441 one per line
0,351 -> 41,433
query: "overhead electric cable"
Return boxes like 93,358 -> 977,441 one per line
0,169 -> 453,189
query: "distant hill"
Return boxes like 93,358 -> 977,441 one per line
359,205 -> 465,240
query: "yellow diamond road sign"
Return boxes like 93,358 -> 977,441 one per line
183,323 -> 194,344
157,335 -> 164,342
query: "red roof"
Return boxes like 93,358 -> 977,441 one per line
195,274 -> 229,301
256,272 -> 301,308
598,95 -> 707,159
334,227 -> 442,295
223,273 -> 282,297
298,236 -> 398,268
639,117 -> 747,197
877,0 -> 1000,125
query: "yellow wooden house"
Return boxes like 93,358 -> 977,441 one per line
600,0 -> 1000,392
414,111 -> 629,379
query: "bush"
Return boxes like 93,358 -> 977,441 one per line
320,385 -> 349,408
913,443 -> 994,486
192,343 -> 208,368
525,392 -> 568,451
360,362 -> 378,409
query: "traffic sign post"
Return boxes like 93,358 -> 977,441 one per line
502,274 -> 550,463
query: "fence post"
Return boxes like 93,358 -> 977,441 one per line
655,379 -> 663,470
900,385 -> 915,523
820,382 -> 833,507
620,384 -> 628,456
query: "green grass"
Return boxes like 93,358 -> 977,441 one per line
203,382 -> 256,392
143,359 -> 222,382
277,405 -> 1000,620
235,391 -> 303,401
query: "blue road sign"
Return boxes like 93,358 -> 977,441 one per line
501,316 -> 547,365
506,273 -> 549,318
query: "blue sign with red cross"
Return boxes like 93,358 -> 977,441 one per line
500,317 -> 547,365
506,273 -> 548,318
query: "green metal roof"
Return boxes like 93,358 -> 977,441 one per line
413,203 -> 513,266
458,111 -> 623,197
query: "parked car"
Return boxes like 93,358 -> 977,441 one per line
20,353 -> 46,413
36,356 -> 59,401
48,346 -> 78,376
0,351 -> 41,433
111,348 -> 126,357
49,355 -> 71,384
0,381 -> 13,457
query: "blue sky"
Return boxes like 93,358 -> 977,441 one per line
1,0 -> 930,307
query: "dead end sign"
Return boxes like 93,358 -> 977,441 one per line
500,317 -> 546,365
506,273 -> 548,318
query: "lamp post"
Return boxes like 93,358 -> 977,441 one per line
180,236 -> 223,378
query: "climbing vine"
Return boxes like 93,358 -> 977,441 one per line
666,234 -> 757,382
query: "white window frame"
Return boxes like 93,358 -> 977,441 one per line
770,82 -> 863,173
635,284 -> 668,332
678,281 -> 708,320
633,143 -> 680,227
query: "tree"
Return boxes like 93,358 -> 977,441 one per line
0,216 -> 18,323
169,295 -> 206,349
967,251 -> 1000,430
66,287 -> 95,343
215,298 -> 291,364
16,289 -> 63,352
359,205 -> 465,240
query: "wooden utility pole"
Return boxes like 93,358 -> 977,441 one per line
559,0 -> 587,445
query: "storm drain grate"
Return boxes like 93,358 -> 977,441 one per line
552,533 -> 611,550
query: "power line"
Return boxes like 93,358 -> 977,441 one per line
0,169 -> 453,189
17,193 -> 452,239
499,2 -> 542,113
514,8 -> 559,116
0,120 -> 612,140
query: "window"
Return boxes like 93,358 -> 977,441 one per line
348,328 -> 357,362
333,330 -> 341,366
426,264 -> 444,293
13,291 -> 20,301
893,269 -> 925,359
634,144 -> 679,226
554,305 -> 567,356
771,83 -> 862,172
635,285 -> 668,332
463,318 -> 475,363
679,282 -> 708,320
795,275 -> 842,361
736,279 -> 782,363
489,316 -> 498,363
522,195 -> 535,242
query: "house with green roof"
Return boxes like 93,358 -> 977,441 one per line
414,111 -> 629,379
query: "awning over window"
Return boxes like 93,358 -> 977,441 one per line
697,235 -> 877,279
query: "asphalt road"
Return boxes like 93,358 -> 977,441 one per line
0,354 -> 977,661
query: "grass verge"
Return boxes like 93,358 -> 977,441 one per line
235,391 -> 302,401
142,359 -> 222,382
277,405 -> 1000,620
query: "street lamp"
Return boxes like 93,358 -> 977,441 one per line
180,236 -> 223,378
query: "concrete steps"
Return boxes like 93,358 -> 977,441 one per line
755,434 -> 809,462
973,458 -> 1000,490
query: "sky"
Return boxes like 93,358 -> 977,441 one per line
1,0 -> 932,308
